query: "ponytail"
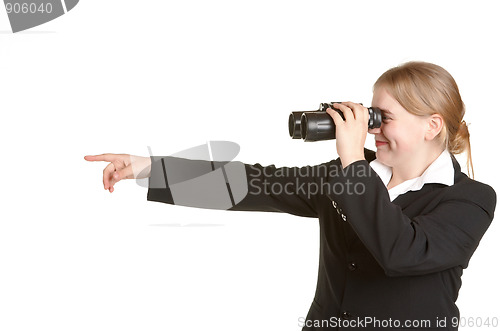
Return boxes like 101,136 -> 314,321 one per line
448,120 -> 474,178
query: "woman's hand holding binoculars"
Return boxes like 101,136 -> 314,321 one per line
327,102 -> 369,169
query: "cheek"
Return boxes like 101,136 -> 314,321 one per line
384,123 -> 423,151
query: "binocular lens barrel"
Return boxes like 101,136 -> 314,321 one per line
300,112 -> 337,141
288,112 -> 304,139
288,104 -> 382,142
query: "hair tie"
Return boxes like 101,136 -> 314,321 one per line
459,120 -> 470,136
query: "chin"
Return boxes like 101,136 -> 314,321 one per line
375,150 -> 393,167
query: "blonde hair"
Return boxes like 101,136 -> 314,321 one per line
373,61 -> 473,178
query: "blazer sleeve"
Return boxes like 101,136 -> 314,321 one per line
330,159 -> 497,277
147,155 -> 340,218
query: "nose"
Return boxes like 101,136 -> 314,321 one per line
368,126 -> 381,134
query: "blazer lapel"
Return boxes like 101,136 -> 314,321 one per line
391,183 -> 444,210
380,152 -> 463,211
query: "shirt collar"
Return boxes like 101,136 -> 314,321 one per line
369,149 -> 455,201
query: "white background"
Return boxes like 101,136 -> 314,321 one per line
1,1 -> 499,330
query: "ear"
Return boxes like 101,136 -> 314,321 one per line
425,114 -> 444,141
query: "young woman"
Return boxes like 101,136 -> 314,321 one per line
85,62 -> 496,330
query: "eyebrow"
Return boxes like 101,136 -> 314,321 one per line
379,108 -> 393,115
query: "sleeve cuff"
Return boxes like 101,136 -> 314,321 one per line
147,155 -> 174,204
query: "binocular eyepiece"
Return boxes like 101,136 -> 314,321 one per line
289,102 -> 382,141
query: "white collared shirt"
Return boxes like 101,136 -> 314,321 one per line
369,149 -> 455,202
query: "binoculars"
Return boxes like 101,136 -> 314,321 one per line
289,102 -> 382,141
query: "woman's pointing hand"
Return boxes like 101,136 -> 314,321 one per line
84,154 -> 151,193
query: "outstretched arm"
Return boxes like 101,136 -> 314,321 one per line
146,155 -> 340,218
84,152 -> 340,218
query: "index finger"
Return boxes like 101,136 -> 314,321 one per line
84,154 -> 119,162
342,102 -> 368,120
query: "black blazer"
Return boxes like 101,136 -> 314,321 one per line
147,148 -> 496,330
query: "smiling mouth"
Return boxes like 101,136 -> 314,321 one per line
375,141 -> 388,147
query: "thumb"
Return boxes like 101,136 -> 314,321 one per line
113,164 -> 134,181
